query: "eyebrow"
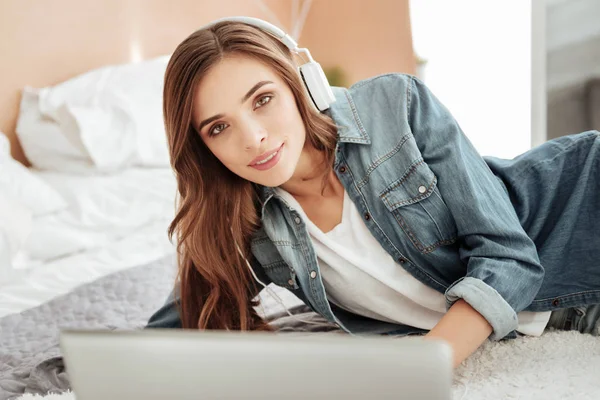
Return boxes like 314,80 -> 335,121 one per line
196,80 -> 274,133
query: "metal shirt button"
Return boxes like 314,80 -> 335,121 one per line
418,185 -> 427,194
287,279 -> 295,286
294,217 -> 301,224
310,271 -> 317,279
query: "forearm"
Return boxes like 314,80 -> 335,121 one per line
424,299 -> 493,368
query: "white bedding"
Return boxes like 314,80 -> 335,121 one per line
0,162 -> 304,320
0,55 -> 181,319
0,168 -> 178,318
22,168 -> 177,261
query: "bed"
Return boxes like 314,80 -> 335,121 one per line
1,67 -> 599,400
1,157 -> 599,400
1,3 -> 599,400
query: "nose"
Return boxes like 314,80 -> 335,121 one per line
241,118 -> 267,151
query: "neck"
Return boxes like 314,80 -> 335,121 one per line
278,145 -> 341,200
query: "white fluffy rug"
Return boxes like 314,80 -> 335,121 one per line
15,330 -> 600,400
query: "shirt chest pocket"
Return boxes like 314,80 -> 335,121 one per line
379,159 -> 457,254
250,236 -> 300,290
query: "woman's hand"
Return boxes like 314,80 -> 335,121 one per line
424,299 -> 493,368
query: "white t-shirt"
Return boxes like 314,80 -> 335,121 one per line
275,187 -> 551,336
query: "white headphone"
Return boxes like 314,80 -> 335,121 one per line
197,16 -> 336,112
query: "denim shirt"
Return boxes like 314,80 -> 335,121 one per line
147,73 -> 600,341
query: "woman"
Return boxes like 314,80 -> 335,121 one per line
146,17 -> 600,368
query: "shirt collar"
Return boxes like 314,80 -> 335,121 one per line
326,86 -> 371,145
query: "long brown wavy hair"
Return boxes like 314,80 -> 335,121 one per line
163,21 -> 339,330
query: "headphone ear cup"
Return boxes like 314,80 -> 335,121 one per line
298,61 -> 336,111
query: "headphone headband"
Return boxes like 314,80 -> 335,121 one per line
198,16 -> 300,51
196,16 -> 336,111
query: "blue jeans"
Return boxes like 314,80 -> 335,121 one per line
546,305 -> 600,335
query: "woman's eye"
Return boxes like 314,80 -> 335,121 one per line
209,123 -> 227,136
255,95 -> 272,108
208,95 -> 272,137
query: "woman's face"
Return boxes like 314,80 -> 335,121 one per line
192,54 -> 306,187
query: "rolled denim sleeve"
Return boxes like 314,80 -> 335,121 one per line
405,75 -> 545,341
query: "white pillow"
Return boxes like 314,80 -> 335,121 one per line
16,55 -> 171,172
0,133 -> 68,216
0,191 -> 32,285
15,88 -> 97,173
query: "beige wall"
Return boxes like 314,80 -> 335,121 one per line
0,0 -> 414,165
302,0 -> 415,86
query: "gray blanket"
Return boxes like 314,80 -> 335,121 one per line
0,255 -> 334,400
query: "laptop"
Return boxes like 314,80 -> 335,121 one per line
60,329 -> 453,400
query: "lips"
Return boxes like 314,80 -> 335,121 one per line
249,144 -> 284,166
